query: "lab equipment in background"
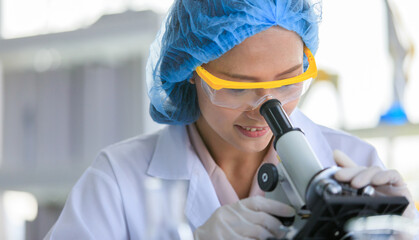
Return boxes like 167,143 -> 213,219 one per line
258,99 -> 409,239
379,0 -> 414,125
298,68 -> 343,128
345,215 -> 419,238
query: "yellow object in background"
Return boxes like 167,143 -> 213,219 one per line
416,201 -> 419,211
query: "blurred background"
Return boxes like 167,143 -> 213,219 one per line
0,0 -> 418,239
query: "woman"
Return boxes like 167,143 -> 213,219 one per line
45,0 -> 418,239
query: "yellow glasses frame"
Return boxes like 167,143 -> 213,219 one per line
195,46 -> 317,90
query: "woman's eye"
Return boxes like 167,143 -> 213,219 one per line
280,82 -> 302,89
227,89 -> 247,94
278,85 -> 292,90
273,84 -> 296,93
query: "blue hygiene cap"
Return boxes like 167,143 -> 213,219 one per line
147,0 -> 322,125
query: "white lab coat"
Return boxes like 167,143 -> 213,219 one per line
45,109 -> 385,239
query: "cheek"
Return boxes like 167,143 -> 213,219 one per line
199,96 -> 237,126
195,82 -> 239,126
283,98 -> 300,116
196,84 -> 215,118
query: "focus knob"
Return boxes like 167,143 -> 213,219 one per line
258,163 -> 279,192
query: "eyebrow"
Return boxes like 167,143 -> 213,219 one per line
220,63 -> 303,81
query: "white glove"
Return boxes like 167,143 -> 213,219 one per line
333,150 -> 417,219
193,196 -> 295,240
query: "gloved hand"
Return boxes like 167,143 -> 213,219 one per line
193,196 -> 295,240
333,150 -> 418,219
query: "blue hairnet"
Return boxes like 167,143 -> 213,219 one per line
147,0 -> 322,125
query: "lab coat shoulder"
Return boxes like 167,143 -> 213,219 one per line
45,152 -> 129,239
45,131 -> 162,240
317,125 -> 383,168
45,125 -> 219,240
291,109 -> 384,168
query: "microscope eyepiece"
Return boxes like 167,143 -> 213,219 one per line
259,99 -> 294,137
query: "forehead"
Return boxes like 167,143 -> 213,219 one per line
206,27 -> 304,72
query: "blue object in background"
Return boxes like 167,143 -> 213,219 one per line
379,101 -> 408,125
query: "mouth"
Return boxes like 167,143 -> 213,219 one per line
235,125 -> 270,138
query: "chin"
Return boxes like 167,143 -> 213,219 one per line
243,145 -> 270,154
234,138 -> 272,153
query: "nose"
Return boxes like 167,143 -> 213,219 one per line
255,88 -> 271,97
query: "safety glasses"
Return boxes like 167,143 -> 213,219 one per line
195,46 -> 317,111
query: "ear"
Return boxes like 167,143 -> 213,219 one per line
189,71 -> 197,84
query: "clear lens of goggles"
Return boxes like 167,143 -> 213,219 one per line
200,78 -> 312,111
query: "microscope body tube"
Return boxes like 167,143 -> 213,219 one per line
274,131 -> 323,206
260,99 -> 323,207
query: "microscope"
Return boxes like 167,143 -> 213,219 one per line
257,99 -> 409,239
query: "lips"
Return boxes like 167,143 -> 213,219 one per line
235,125 -> 270,138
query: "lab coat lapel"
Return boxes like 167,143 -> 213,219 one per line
147,125 -> 220,230
184,158 -> 220,230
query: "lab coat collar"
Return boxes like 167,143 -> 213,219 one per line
147,125 -> 194,180
290,109 -> 335,168
146,125 -> 220,230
